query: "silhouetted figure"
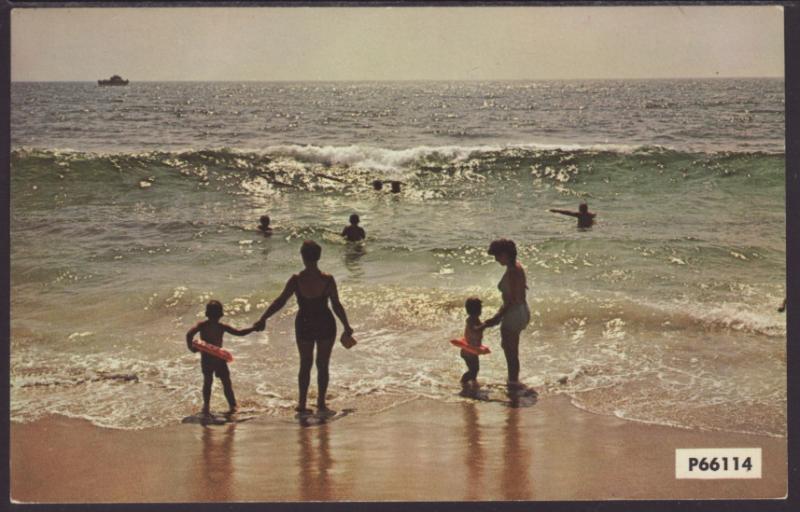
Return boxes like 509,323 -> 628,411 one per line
371,179 -> 402,193
484,239 -> 530,388
341,214 -> 366,242
186,300 -> 255,415
778,298 -> 787,313
460,297 -> 487,389
254,241 -> 354,413
549,202 -> 596,228
258,215 -> 273,236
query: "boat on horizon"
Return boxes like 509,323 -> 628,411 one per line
98,75 -> 129,86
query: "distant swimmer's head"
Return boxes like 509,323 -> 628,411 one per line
390,181 -> 402,193
259,215 -> 271,227
579,203 -> 589,214
372,180 -> 384,191
300,240 -> 322,264
465,297 -> 482,316
205,300 -> 224,320
488,238 -> 517,264
349,213 -> 360,225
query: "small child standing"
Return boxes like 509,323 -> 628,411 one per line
186,300 -> 255,415
461,297 -> 486,388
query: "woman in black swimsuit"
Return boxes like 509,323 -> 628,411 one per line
254,240 -> 354,413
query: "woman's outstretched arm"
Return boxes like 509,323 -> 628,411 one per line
255,275 -> 297,330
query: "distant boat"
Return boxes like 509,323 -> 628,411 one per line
98,75 -> 129,86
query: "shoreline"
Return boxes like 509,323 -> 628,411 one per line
11,395 -> 786,502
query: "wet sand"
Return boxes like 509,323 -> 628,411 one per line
11,396 -> 786,502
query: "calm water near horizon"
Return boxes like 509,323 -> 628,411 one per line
10,79 -> 786,435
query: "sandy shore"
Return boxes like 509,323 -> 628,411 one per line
11,395 -> 786,502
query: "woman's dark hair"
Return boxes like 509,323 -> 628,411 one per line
300,240 -> 322,263
487,238 -> 517,260
465,297 -> 482,316
205,300 -> 224,319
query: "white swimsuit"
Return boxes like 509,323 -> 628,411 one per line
498,273 -> 530,333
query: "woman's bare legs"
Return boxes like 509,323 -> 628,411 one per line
500,328 -> 521,384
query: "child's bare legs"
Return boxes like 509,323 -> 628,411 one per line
202,373 -> 213,415
201,360 -> 236,414
219,374 -> 237,413
460,354 -> 479,384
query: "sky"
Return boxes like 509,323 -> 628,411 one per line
11,6 -> 785,81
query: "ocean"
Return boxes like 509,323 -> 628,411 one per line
10,79 -> 786,436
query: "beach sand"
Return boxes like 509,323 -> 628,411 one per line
11,395 -> 786,503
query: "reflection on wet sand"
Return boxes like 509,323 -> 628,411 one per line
501,407 -> 533,500
298,424 -> 334,501
462,403 -> 484,501
343,242 -> 366,276
199,424 -> 236,501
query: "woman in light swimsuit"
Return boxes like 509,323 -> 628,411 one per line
254,240 -> 354,413
484,239 -> 530,387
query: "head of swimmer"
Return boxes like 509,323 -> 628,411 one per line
205,300 -> 224,321
487,238 -> 517,266
579,202 -> 589,214
259,215 -> 271,228
349,213 -> 360,226
300,240 -> 322,267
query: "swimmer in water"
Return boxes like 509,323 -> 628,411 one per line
372,180 -> 402,193
186,300 -> 256,415
258,215 -> 273,236
549,202 -> 596,228
341,214 -> 366,242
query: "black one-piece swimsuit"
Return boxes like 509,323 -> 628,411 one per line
294,288 -> 336,342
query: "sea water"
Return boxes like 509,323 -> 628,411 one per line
10,80 -> 786,435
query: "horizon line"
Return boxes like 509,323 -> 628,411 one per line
11,76 -> 786,83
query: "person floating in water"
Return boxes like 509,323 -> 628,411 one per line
460,297 -> 487,390
371,180 -> 402,193
257,215 -> 273,236
186,300 -> 255,416
341,214 -> 366,242
549,202 -> 596,228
